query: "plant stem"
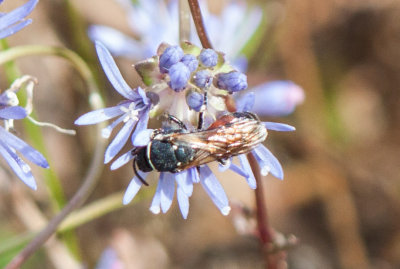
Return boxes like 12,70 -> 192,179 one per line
247,153 -> 279,269
188,0 -> 212,49
179,0 -> 191,43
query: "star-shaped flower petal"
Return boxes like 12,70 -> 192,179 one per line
75,41 -> 154,163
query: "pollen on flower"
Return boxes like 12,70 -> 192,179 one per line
120,103 -> 139,122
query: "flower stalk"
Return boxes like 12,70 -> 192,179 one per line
188,0 -> 213,49
179,0 -> 191,42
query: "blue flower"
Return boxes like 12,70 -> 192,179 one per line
0,0 -> 38,39
0,89 -> 49,190
216,71 -> 248,93
168,62 -> 190,92
193,69 -> 212,88
159,45 -> 184,73
186,90 -> 204,112
75,41 -> 154,163
180,54 -> 198,72
199,48 -> 218,68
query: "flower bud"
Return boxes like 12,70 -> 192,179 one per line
181,54 -> 199,72
193,70 -> 213,88
199,48 -> 218,67
186,90 -> 204,112
159,45 -> 184,73
216,71 -> 247,92
168,62 -> 190,92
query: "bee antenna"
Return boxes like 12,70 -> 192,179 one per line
133,158 -> 149,186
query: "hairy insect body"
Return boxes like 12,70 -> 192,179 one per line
133,112 -> 267,175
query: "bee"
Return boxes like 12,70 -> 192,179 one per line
132,112 -> 267,185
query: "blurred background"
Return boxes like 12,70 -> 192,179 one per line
1,0 -> 400,268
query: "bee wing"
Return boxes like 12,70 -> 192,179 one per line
169,117 -> 267,169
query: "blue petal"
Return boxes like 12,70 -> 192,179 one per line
0,19 -> 31,39
123,172 -> 147,205
175,170 -> 193,197
159,172 -> 175,213
251,81 -> 305,116
252,145 -> 284,180
264,122 -> 296,132
101,114 -> 126,139
188,167 -> 200,183
136,87 -> 149,106
95,41 -> 139,100
0,0 -> 37,30
110,149 -> 134,170
132,129 -> 153,147
236,92 -> 255,112
0,106 -> 27,119
131,108 -> 150,145
96,247 -> 121,269
227,161 -> 248,178
150,177 -> 162,214
177,187 -> 189,219
238,154 -> 256,189
0,142 -> 36,190
0,126 -> 49,168
74,105 -> 125,125
104,119 -> 136,163
199,166 -> 231,215
88,25 -> 144,59
231,55 -> 248,73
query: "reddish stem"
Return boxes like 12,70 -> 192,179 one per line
248,153 -> 278,269
188,0 -> 213,49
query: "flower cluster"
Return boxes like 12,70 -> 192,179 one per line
75,41 -> 296,219
133,42 -> 249,126
157,43 -> 247,93
88,0 -> 304,118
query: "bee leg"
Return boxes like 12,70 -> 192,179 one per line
218,158 -> 231,167
133,158 -> 149,186
163,113 -> 187,130
197,91 -> 208,130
